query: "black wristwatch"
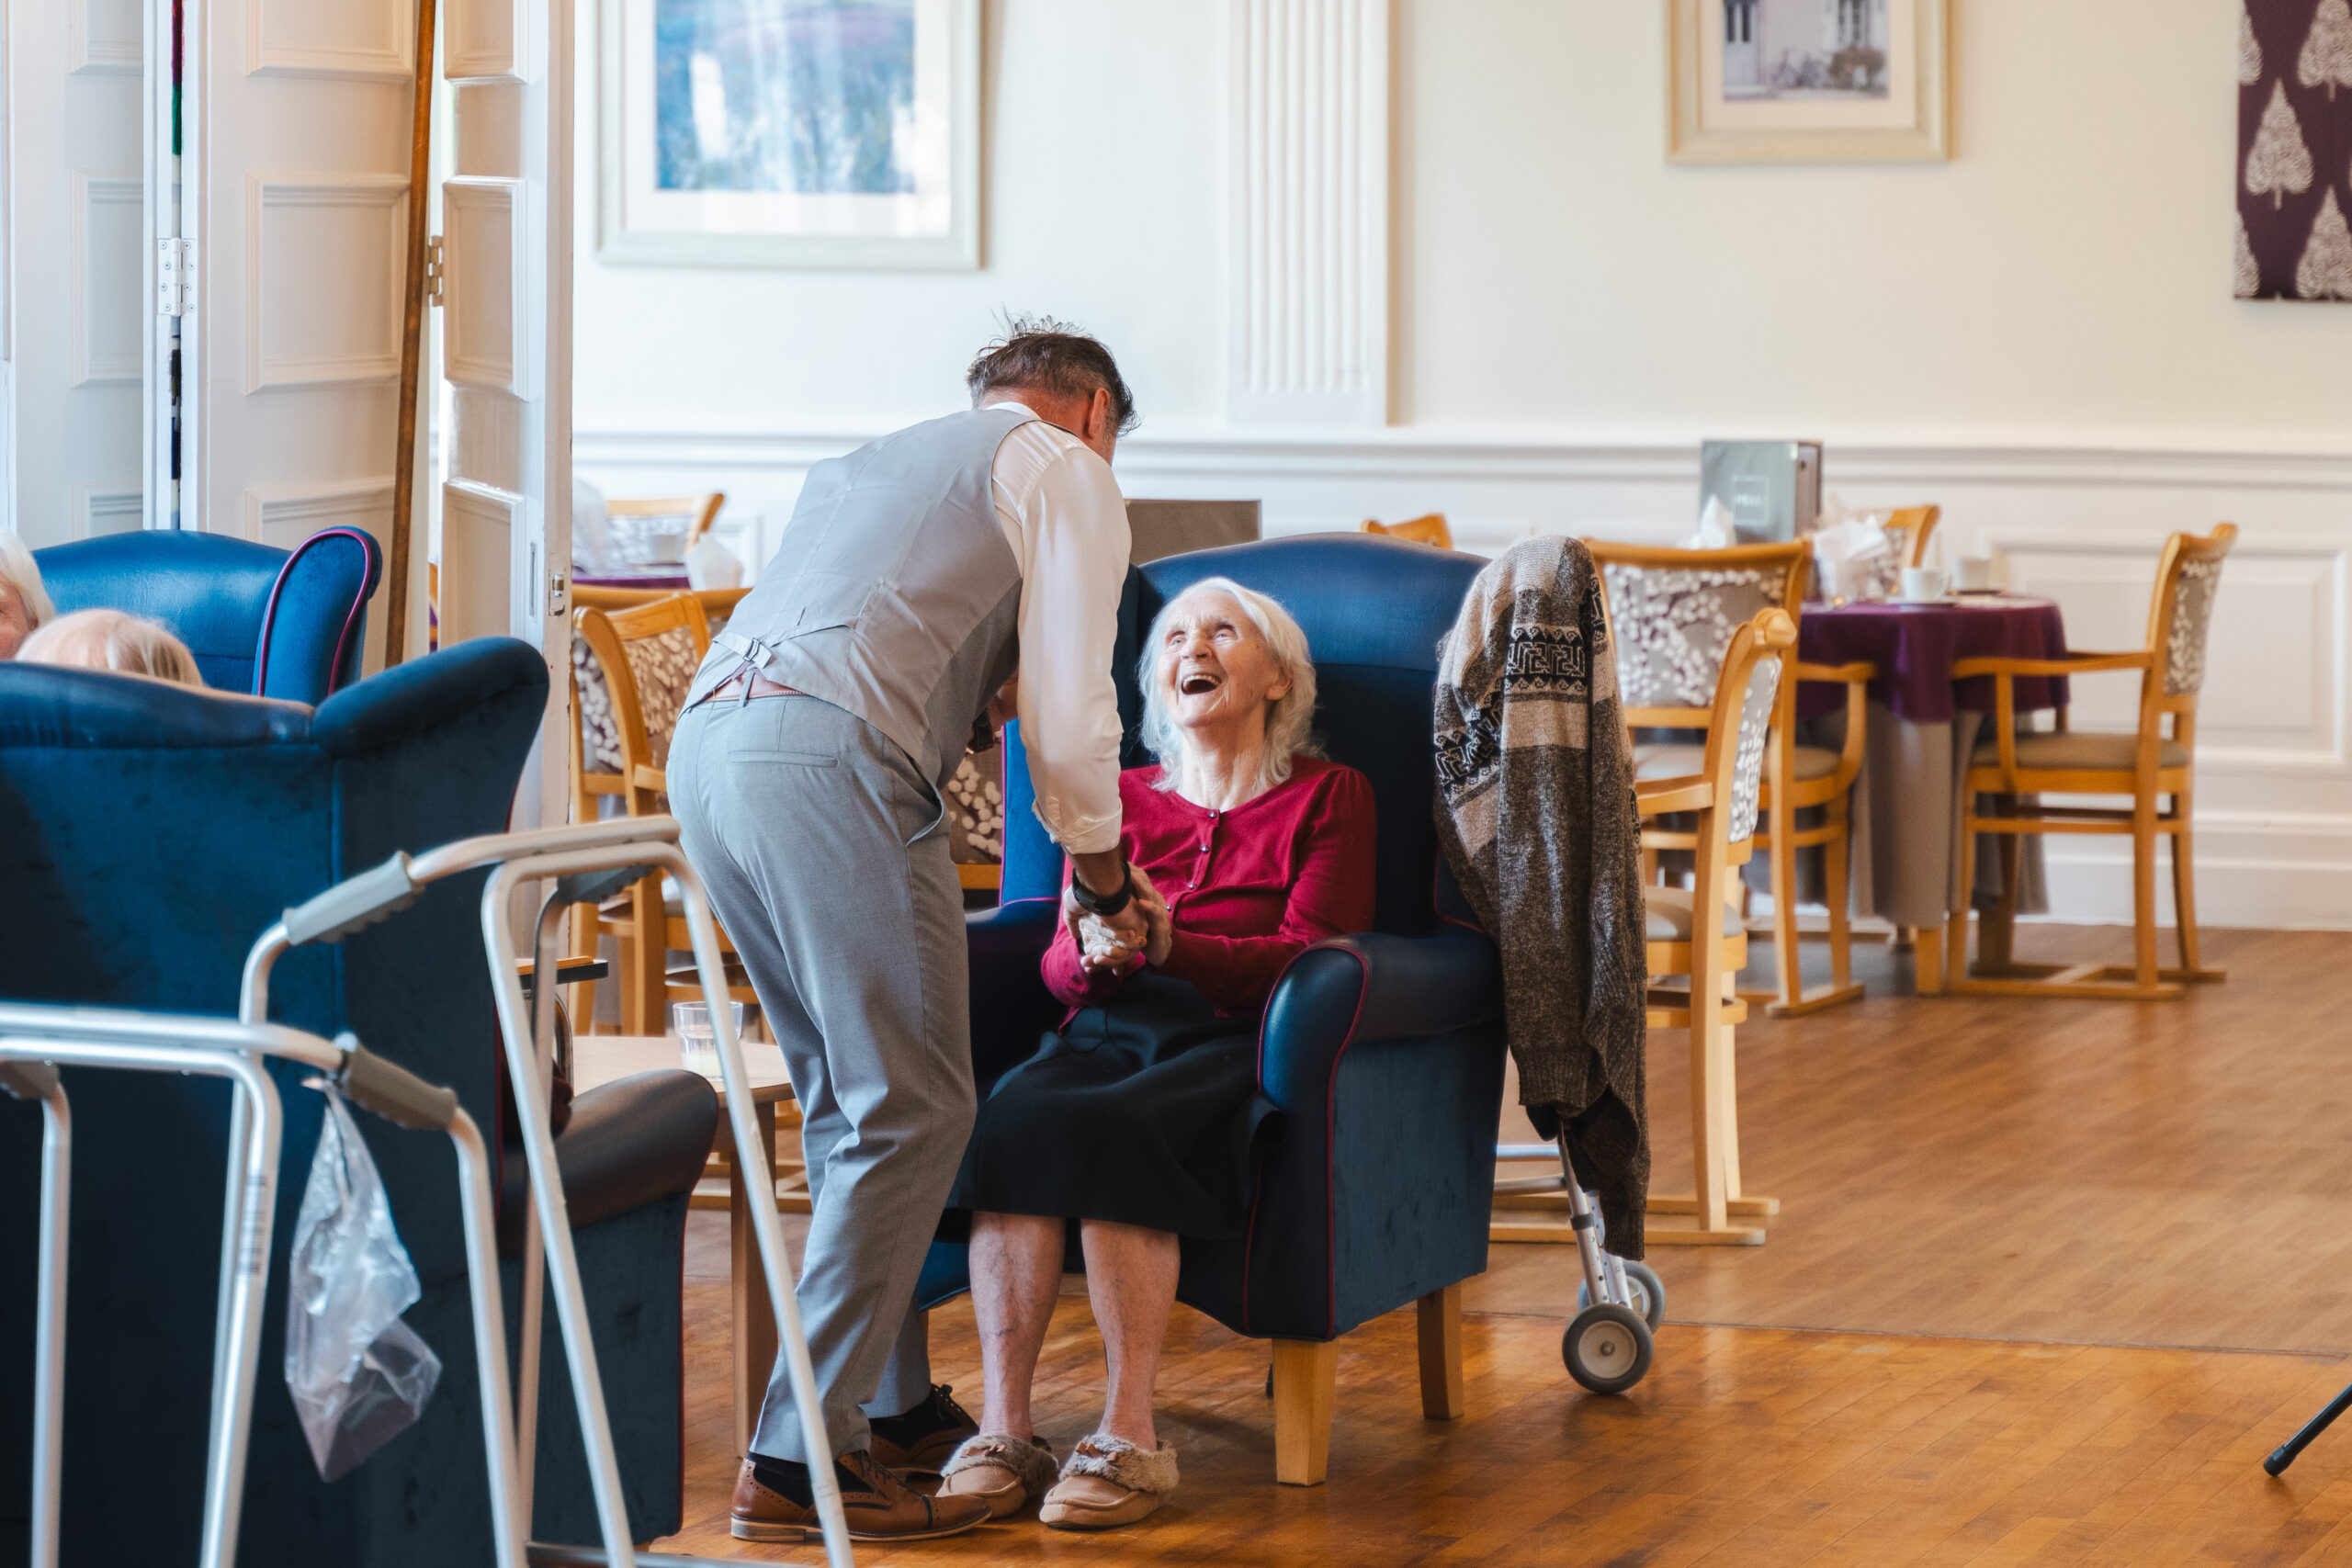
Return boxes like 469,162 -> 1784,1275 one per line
1069,855 -> 1134,919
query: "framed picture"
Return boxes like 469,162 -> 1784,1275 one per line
1668,0 -> 1950,164
599,0 -> 981,268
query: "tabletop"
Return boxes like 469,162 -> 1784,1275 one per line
571,1033 -> 795,1105
1798,593 -> 2071,726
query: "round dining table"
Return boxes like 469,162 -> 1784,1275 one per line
1795,593 -> 2072,993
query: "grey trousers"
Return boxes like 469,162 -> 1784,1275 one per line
669,693 -> 976,1464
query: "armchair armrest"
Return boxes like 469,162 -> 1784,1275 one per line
965,897 -> 1064,1085
1258,928 -> 1498,1108
1951,650 -> 2151,680
1792,660 -> 1874,788
1793,660 -> 1874,684
1635,775 -> 1713,816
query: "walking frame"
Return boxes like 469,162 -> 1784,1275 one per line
5,816 -> 852,1568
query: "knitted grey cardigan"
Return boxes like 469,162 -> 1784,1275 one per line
1432,537 -> 1650,1257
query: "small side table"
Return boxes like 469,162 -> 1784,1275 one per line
572,1033 -> 793,1459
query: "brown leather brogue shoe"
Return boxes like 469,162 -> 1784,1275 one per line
865,1383 -> 981,1475
730,1452 -> 990,1543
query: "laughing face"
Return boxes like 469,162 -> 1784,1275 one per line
1155,590 -> 1292,746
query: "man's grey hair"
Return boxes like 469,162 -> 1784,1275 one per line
967,315 -> 1139,434
0,532 -> 55,632
1137,577 -> 1322,793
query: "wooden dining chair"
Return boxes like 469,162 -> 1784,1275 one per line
1883,504 -> 1942,569
1945,524 -> 2236,1001
568,592 -> 758,1032
1362,513 -> 1453,549
1589,539 -> 1871,1016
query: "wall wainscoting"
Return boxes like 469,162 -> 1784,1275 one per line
575,422 -> 2352,931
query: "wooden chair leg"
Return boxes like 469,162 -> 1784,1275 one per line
1768,797 -> 1801,1011
1945,792 -> 1979,987
628,876 -> 666,1035
2132,793 -> 2161,992
1825,807 -> 1855,994
566,900 -> 601,1034
1272,1338 -> 1337,1485
1416,1285 -> 1464,1421
1688,847 -> 1732,1236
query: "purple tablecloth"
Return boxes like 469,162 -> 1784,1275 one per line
1797,595 -> 2070,723
574,570 -> 692,591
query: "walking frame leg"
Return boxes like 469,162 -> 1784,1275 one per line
3,1065 -> 71,1568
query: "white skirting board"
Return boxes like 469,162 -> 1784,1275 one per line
573,421 -> 2352,931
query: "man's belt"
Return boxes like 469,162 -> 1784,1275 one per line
707,668 -> 805,703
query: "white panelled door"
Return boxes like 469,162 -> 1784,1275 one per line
7,0 -> 153,545
440,0 -> 571,825
185,0 -> 416,665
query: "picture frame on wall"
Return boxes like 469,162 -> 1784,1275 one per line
1668,0 -> 1950,164
598,0 -> 981,269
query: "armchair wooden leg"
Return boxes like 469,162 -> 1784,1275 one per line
2132,795 -> 2161,992
628,876 -> 665,1035
1272,1338 -> 1337,1486
1767,795 -> 1802,1013
1416,1285 -> 1464,1421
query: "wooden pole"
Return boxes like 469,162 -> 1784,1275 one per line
386,0 -> 439,667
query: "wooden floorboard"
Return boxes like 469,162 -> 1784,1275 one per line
635,924 -> 2352,1564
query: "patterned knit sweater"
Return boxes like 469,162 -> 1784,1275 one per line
1432,537 -> 1650,1257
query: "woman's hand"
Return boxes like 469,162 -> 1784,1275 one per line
1132,870 -> 1174,967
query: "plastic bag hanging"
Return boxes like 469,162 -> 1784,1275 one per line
284,1084 -> 442,1481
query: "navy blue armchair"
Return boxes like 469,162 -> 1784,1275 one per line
926,534 -> 1506,1485
35,527 -> 382,703
0,639 -> 715,1567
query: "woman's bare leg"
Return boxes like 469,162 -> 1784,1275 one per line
968,1212 -> 1065,1439
1078,1220 -> 1181,1449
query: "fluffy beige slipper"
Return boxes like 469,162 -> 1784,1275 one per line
1037,1433 -> 1180,1531
936,1433 -> 1058,1519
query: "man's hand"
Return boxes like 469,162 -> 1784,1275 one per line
1067,848 -> 1150,954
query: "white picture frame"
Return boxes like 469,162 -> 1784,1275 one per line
597,0 -> 980,269
1668,0 -> 1950,164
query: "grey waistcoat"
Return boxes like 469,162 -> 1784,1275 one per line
685,405 -> 1035,790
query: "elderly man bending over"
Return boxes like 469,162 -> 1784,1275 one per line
935,580 -> 1376,1532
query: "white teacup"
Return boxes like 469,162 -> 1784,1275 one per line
1955,555 -> 1995,592
1900,567 -> 1950,603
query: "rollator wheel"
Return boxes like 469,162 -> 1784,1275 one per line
1562,1303 -> 1653,1395
1577,1260 -> 1667,1329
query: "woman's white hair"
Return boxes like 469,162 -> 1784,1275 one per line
1137,576 -> 1322,792
0,532 -> 55,631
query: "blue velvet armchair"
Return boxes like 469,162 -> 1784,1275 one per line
926,534 -> 1507,1485
0,639 -> 715,1567
34,526 -> 382,703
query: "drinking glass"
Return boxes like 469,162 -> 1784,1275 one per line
671,1000 -> 745,1080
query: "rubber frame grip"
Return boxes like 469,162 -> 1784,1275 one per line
283,853 -> 422,946
0,1060 -> 60,1101
340,1043 -> 460,1133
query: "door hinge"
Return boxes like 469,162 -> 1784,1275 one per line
424,235 -> 445,306
156,238 -> 195,317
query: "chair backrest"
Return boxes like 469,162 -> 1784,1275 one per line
1883,504 -> 1941,569
0,638 -> 547,1559
1362,513 -> 1453,550
1709,609 -> 1795,857
1586,539 -> 1809,725
604,492 -> 727,563
34,526 -> 382,701
2146,523 -> 2235,705
999,535 -> 1486,937
572,592 -> 711,815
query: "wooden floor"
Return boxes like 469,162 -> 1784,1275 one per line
645,924 -> 2352,1565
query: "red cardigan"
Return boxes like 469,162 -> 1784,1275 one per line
1045,756 -> 1377,1016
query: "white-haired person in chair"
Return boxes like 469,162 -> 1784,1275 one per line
937,579 -> 1375,1531
0,533 -> 54,659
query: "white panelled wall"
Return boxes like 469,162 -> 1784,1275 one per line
573,0 -> 2352,931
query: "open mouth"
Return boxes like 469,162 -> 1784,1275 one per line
1180,671 -> 1222,696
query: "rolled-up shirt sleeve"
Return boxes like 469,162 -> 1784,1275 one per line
1010,442 -> 1128,856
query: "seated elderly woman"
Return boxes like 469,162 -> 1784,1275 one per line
0,533 -> 54,659
937,578 -> 1375,1532
20,608 -> 203,686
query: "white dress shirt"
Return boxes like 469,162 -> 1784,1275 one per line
986,402 -> 1129,858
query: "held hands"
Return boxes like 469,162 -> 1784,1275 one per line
1068,865 -> 1174,976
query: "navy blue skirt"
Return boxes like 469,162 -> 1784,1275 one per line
946,972 -> 1283,1240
